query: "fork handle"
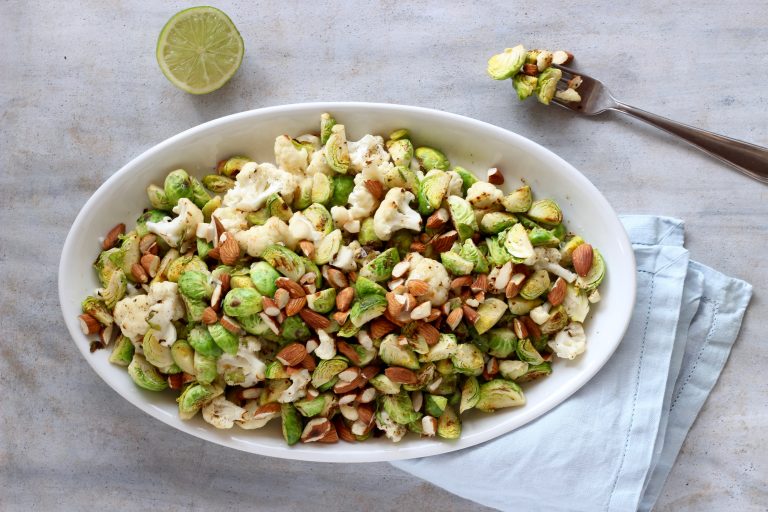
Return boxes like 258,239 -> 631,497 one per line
610,102 -> 768,184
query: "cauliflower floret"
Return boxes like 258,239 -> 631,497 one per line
347,183 -> 378,219
305,150 -> 333,176
533,247 -> 577,283
466,182 -> 503,209
548,322 -> 587,360
234,217 -> 293,257
529,304 -> 552,325
375,410 -> 407,442
146,198 -> 203,249
278,369 -> 311,403
314,330 -> 336,360
372,187 -> 422,241
202,396 -> 246,429
211,206 -> 248,234
406,254 -> 451,306
223,162 -> 298,211
446,170 -> 464,197
287,211 -> 325,244
274,135 -> 310,174
113,282 -> 184,343
113,294 -> 152,341
331,241 -> 360,272
330,205 -> 364,233
348,134 -> 390,172
217,345 -> 267,387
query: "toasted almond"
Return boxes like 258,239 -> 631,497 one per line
212,216 -> 226,243
446,308 -> 463,330
386,292 -> 404,317
547,277 -> 567,306
552,50 -> 574,65
218,234 -> 240,265
487,167 -> 505,185
336,341 -> 361,365
130,263 -> 149,284
207,246 -> 221,260
505,276 -> 523,299
298,240 -> 315,260
573,244 -> 594,277
426,308 -> 441,322
522,316 -> 541,340
338,367 -> 361,383
406,279 -> 430,297
78,313 -> 101,335
139,234 -> 158,255
450,276 -> 473,289
410,300 -> 432,320
210,283 -> 224,311
384,309 -> 407,327
299,272 -> 317,286
276,343 -> 308,366
483,357 -> 500,380
219,273 -> 231,293
369,317 -> 396,339
140,253 -> 160,278
167,373 -> 185,390
357,403 -> 375,425
426,209 -> 449,230
334,375 -> 366,394
513,317 -> 528,339
471,274 -> 488,293
522,63 -> 539,76
232,387 -> 261,402
431,230 -> 458,253
220,315 -> 243,334
462,304 -> 479,324
332,310 -> 350,325
494,262 -> 513,291
358,387 -> 377,403
285,297 -> 307,316
334,417 -> 356,442
318,424 -> 339,443
336,287 -> 355,312
416,323 -> 441,346
385,367 -> 419,385
201,307 -> 218,325
277,277 -> 306,298
364,179 -> 384,200
326,268 -> 349,289
273,288 -> 290,309
102,223 -> 125,250
299,308 -> 330,330
259,312 -> 280,335
301,418 -> 332,443
465,298 -> 480,308
391,260 -> 411,279
410,241 -> 427,253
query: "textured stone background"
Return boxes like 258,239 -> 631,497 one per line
1,1 -> 766,510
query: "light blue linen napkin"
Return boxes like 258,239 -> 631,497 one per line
391,215 -> 752,512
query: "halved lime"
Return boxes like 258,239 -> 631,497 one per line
156,6 -> 244,95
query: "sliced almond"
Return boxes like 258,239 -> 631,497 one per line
364,179 -> 384,200
431,230 -> 458,253
410,301 -> 432,320
140,253 -> 160,278
426,308 -> 441,323
285,297 -> 307,316
425,208 -> 449,230
78,313 -> 101,335
338,367 -> 361,383
361,365 -> 380,380
167,373 -> 185,390
334,417 -> 356,442
487,167 -> 504,185
409,241 -> 427,253
259,312 -> 280,335
572,244 -> 594,277
277,277 -> 306,298
318,424 -> 339,443
220,315 -> 243,334
547,277 -> 567,306
385,367 -> 419,385
332,310 -> 350,325
471,274 -> 488,293
494,262 -> 513,291
358,387 -> 377,403
513,317 -> 528,339
298,240 -> 315,260
522,316 -> 541,340
336,287 -> 355,312
416,323 -> 440,346
369,317 -> 396,339
326,268 -> 349,289
301,418 -> 332,443
201,307 -> 218,325
334,375 -> 366,394
446,308 -> 463,330
299,308 -> 330,330
130,263 -> 149,284
522,63 -> 539,76
357,403 -> 375,425
273,288 -> 290,309
450,275 -> 473,289
218,234 -> 240,265
406,279 -> 430,297
336,341 -> 361,365
276,343 -> 308,366
391,260 -> 411,279
506,273 -> 526,299
139,234 -> 158,255
462,304 -> 479,324
552,50 -> 574,65
386,292 -> 404,317
102,223 -> 125,250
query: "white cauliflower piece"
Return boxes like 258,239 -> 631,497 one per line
305,149 -> 333,176
446,170 -> 464,197
466,182 -> 503,209
113,282 -> 184,343
237,400 -> 280,430
347,183 -> 378,219
202,396 -> 246,429
331,205 -> 352,228
314,330 -> 337,360
234,217 -> 293,257
113,294 -> 152,341
287,211 -> 325,244
375,410 -> 407,442
406,254 -> 451,306
529,304 -> 552,325
223,162 -> 298,211
146,198 -> 203,248
534,247 -> 577,283
372,187 -> 422,241
548,322 -> 587,360
274,135 -> 310,174
348,134 -> 390,172
217,345 -> 267,387
331,241 -> 360,272
278,369 -> 311,403
211,206 -> 248,234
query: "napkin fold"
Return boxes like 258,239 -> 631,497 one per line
391,216 -> 752,512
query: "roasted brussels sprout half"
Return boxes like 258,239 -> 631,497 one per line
487,45 -> 526,80
475,379 -> 525,412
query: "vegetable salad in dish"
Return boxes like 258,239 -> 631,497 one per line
78,114 -> 606,445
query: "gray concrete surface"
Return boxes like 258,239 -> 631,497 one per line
1,1 -> 766,510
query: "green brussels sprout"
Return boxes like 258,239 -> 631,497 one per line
369,374 -> 402,394
485,235 -> 512,267
487,45 -> 526,80
281,403 -> 303,446
381,393 -> 422,425
349,294 -> 387,327
527,199 -> 563,226
311,357 -> 348,388
295,394 -> 332,417
245,209 -> 269,227
440,252 -> 474,276
117,231 -> 141,278
301,257 -> 323,288
516,338 -> 545,364
447,195 -> 479,235
529,226 -> 560,246
417,169 -> 451,215
520,269 -> 551,300
349,343 -> 378,367
459,239 -> 490,273
396,165 -> 420,193
354,276 -> 386,298
452,166 -> 478,195
389,230 -> 414,259
480,212 -> 518,235
507,297 -> 543,315
424,394 -> 448,418
208,323 -> 239,355
474,298 -> 507,335
201,195 -> 221,222
501,185 -> 533,213
358,217 -> 381,246
512,74 -> 538,100
359,247 -> 400,282
187,326 -> 222,357
264,360 -> 289,379
196,238 -> 213,259
307,288 -> 337,313
193,351 -> 217,384
421,333 -> 459,362
330,174 -> 355,207
280,315 -> 311,343
563,284 -> 589,322
217,156 -> 251,178
293,177 -> 313,211
310,173 -> 333,205
109,335 -> 135,366
324,124 -> 350,174
170,340 -> 196,375
202,174 -> 235,193
436,405 -> 461,439
535,67 -> 562,105
262,244 -> 306,282
303,203 -> 334,235
177,383 -> 216,420
179,296 -> 203,324
245,262 -> 279,297
388,128 -> 409,140
379,334 -> 420,369
147,184 -> 173,210
100,269 -> 127,309
498,360 -> 529,381
475,379 -> 526,412
540,305 -> 569,334
163,169 -> 193,206
336,319 -> 360,338
459,375 -> 481,413
486,328 -> 518,358
517,362 -> 553,382
136,210 -> 168,238
415,146 -> 450,171
127,354 -> 167,391
504,223 -> 535,262
94,248 -> 121,288
386,138 -> 414,167
577,248 -> 606,292
223,288 -> 263,317
165,254 -> 192,282
450,344 -> 484,376
559,235 -> 585,266
518,215 -> 542,231
435,358 -> 456,375
550,223 -> 567,241
312,229 -> 342,265
189,176 -> 211,209
142,331 -> 177,373
320,113 -> 336,145
178,271 -> 212,301
266,193 -> 292,222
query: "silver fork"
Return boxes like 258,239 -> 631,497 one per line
551,64 -> 768,184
